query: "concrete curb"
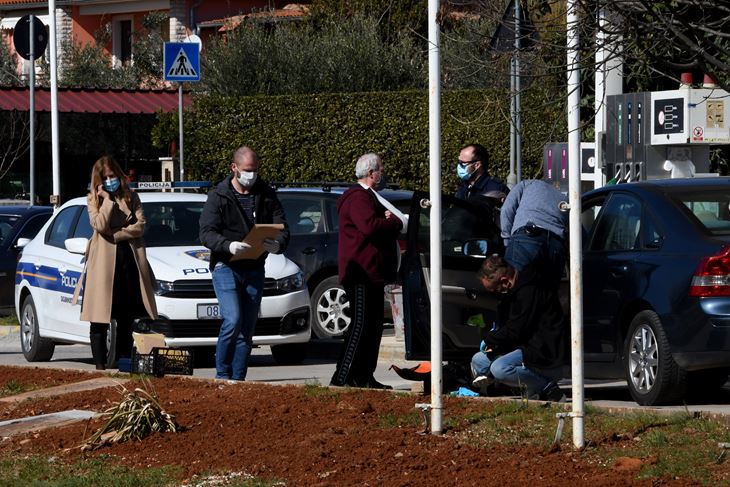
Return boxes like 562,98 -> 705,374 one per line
0,326 -> 19,339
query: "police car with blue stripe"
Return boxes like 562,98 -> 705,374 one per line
15,182 -> 311,366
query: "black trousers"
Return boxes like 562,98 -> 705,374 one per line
330,282 -> 385,386
90,242 -> 145,360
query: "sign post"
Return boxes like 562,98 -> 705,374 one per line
164,41 -> 201,183
13,15 -> 48,206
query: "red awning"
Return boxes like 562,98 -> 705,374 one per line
0,87 -> 191,114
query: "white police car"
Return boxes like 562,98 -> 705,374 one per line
15,190 -> 311,367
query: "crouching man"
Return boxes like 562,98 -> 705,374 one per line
471,255 -> 569,401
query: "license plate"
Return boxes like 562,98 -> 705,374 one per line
197,303 -> 221,320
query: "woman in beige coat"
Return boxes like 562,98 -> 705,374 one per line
75,155 -> 157,369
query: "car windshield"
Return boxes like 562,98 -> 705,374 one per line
673,190 -> 730,236
0,214 -> 20,245
143,201 -> 204,247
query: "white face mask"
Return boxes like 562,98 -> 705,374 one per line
237,171 -> 257,188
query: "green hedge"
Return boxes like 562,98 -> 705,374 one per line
153,89 -> 566,192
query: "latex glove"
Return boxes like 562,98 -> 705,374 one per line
263,238 -> 281,254
229,241 -> 251,255
479,340 -> 487,352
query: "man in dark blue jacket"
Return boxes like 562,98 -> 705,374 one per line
199,146 -> 289,380
455,144 -> 509,201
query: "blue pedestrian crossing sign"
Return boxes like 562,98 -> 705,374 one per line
164,42 -> 200,82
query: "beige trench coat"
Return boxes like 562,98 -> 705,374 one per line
72,191 -> 158,323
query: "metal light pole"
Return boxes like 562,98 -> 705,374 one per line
178,84 -> 184,182
566,0 -> 585,449
513,0 -> 522,183
594,5 -> 623,189
427,0 -> 443,434
508,0 -> 522,187
29,16 -> 36,206
48,0 -> 60,208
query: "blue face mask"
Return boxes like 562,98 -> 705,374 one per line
103,177 -> 121,193
457,163 -> 475,182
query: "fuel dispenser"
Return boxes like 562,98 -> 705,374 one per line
542,142 -> 595,194
604,84 -> 730,183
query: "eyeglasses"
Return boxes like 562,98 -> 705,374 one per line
457,159 -> 479,168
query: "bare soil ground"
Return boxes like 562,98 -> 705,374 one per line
0,366 -> 720,486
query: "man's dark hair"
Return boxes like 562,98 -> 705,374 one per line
461,143 -> 489,166
478,254 -> 510,282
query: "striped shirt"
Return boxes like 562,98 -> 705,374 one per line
233,188 -> 255,225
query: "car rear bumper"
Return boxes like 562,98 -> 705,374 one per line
670,298 -> 730,370
673,351 -> 730,371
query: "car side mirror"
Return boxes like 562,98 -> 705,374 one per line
463,239 -> 488,257
15,238 -> 31,250
64,237 -> 89,255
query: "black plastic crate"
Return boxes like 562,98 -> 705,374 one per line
131,347 -> 193,377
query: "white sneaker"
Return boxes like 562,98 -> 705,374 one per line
472,375 -> 494,387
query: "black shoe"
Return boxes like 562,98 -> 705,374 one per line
329,376 -> 358,387
539,382 -> 567,402
356,378 -> 393,390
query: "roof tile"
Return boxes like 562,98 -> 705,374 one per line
0,86 -> 191,114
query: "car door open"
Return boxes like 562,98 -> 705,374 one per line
401,192 -> 504,362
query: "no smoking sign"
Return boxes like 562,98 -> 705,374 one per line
693,126 -> 704,141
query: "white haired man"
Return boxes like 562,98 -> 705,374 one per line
330,153 -> 404,389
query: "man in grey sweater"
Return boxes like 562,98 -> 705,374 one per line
500,179 -> 568,287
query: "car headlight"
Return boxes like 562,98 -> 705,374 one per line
155,280 -> 175,296
275,272 -> 305,292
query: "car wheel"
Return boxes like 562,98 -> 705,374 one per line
311,276 -> 350,339
270,343 -> 308,365
19,295 -> 55,362
624,310 -> 687,406
105,319 -> 118,369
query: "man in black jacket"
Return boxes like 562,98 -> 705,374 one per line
199,146 -> 289,380
455,144 -> 509,201
471,254 -> 568,401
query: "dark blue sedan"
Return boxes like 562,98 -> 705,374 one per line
580,178 -> 730,405
0,205 -> 53,314
402,178 -> 730,406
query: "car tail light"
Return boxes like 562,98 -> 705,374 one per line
689,246 -> 730,297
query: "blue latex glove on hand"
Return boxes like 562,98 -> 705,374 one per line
479,340 -> 487,352
263,238 -> 281,254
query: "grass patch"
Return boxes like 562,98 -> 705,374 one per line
378,411 -> 422,429
456,401 -> 562,449
0,314 -> 18,326
585,410 -> 730,483
0,454 -> 178,486
303,382 -> 340,400
0,379 -> 28,398
454,401 -> 730,484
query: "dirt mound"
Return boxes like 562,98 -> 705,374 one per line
0,368 -> 701,486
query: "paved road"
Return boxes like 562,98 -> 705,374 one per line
3,326 -> 730,417
0,326 -> 418,389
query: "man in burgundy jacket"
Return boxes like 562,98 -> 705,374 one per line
330,153 -> 404,389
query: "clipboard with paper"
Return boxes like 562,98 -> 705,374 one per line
230,224 -> 285,261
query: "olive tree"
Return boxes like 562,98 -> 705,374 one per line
198,14 -> 425,96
